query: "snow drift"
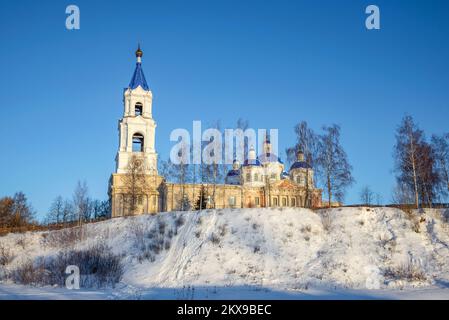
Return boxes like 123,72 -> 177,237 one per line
1,207 -> 449,293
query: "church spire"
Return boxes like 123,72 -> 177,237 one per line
129,45 -> 149,91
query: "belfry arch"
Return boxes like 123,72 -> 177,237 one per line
132,133 -> 144,152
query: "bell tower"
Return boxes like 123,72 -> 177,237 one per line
115,45 -> 158,174
110,46 -> 163,217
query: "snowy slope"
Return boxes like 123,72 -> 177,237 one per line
1,207 -> 449,299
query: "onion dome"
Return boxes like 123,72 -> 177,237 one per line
289,149 -> 312,171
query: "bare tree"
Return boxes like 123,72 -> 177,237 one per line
190,143 -> 199,209
122,155 -> 146,216
62,199 -> 75,223
210,121 -> 223,209
0,192 -> 35,228
286,121 -> 319,168
375,193 -> 383,206
394,115 -> 424,209
174,143 -> 191,211
195,185 -> 208,210
201,121 -> 223,209
316,124 -> 355,207
0,196 -> 14,228
286,121 -> 319,206
236,118 -> 249,208
416,142 -> 439,207
359,186 -> 375,206
45,196 -> 64,224
73,181 -> 90,226
431,133 -> 449,199
391,182 -> 415,206
90,199 -> 111,220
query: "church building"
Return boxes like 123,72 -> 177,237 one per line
109,47 -> 322,217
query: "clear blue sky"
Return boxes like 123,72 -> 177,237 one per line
1,0 -> 449,219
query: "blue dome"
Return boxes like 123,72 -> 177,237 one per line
290,161 -> 312,170
226,169 -> 240,177
243,158 -> 261,166
225,169 -> 241,185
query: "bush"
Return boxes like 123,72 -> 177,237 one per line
10,243 -> 123,288
16,236 -> 26,249
130,221 -> 146,247
402,210 -> 421,233
300,225 -> 312,233
411,219 -> 421,233
218,224 -> 227,237
0,244 -> 14,266
157,219 -> 166,235
175,215 -> 185,228
41,227 -> 82,248
11,259 -> 47,285
138,248 -> 155,263
134,219 -> 174,262
210,233 -> 220,245
384,257 -> 427,282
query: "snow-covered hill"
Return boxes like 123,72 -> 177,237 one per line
1,207 -> 449,299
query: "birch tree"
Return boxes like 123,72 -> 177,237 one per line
316,124 -> 354,207
431,133 -> 449,199
73,181 -> 89,225
394,115 -> 425,208
416,142 -> 439,207
45,196 -> 64,224
359,186 -> 375,206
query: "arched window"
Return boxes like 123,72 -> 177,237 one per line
291,198 -> 296,207
132,133 -> 144,152
254,173 -> 259,181
282,197 -> 287,206
135,103 -> 143,116
246,173 -> 251,182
